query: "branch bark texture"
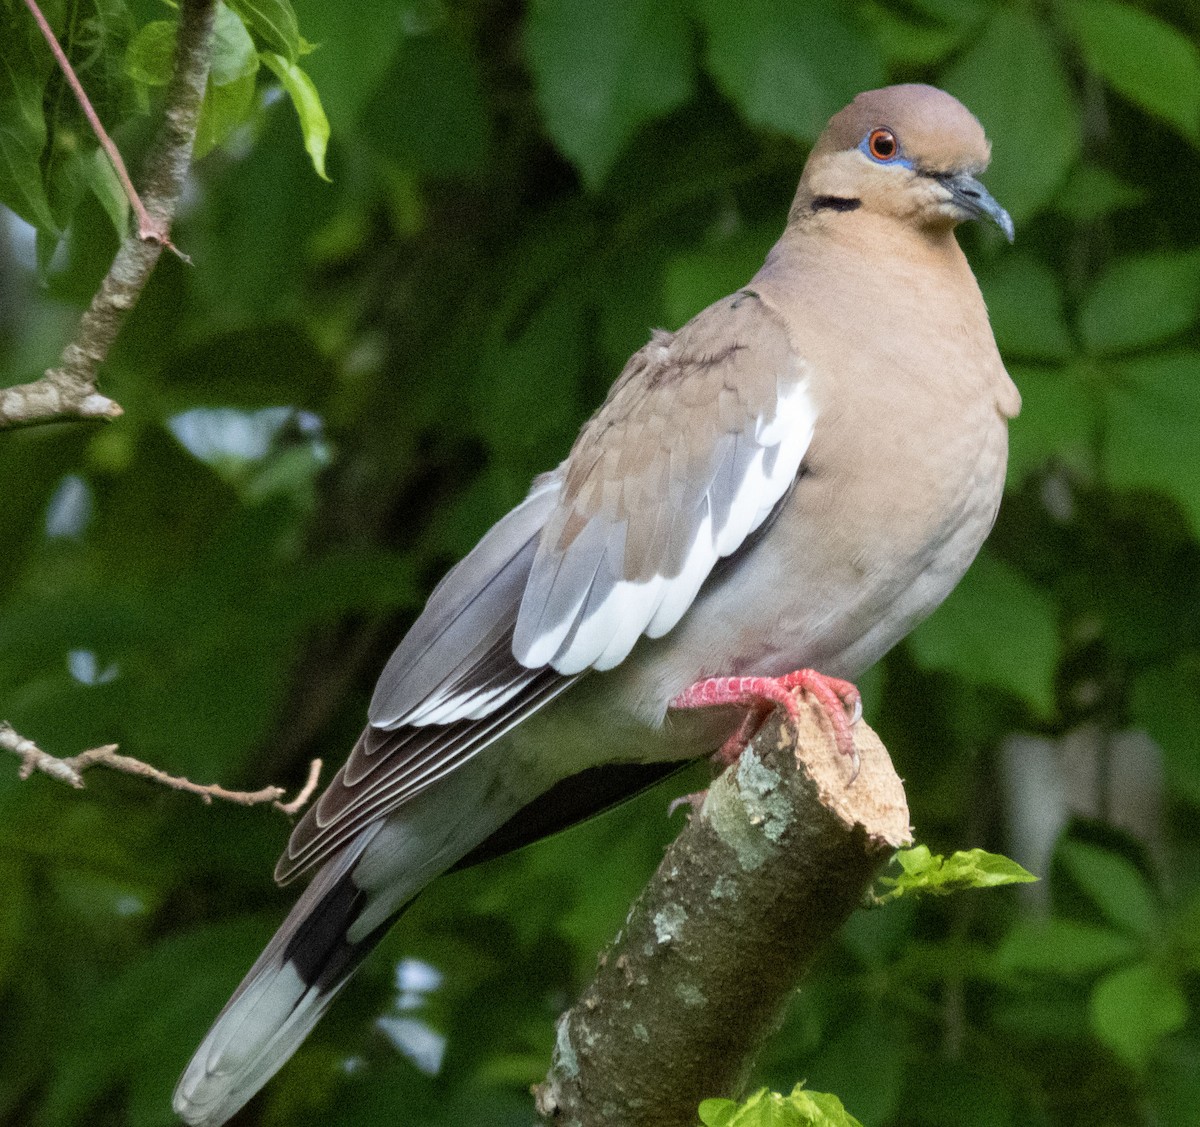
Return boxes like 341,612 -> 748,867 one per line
535,700 -> 911,1127
0,0 -> 218,430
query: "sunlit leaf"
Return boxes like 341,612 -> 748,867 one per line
193,69 -> 257,159
226,0 -> 303,63
286,0 -> 410,129
262,53 -> 330,180
876,845 -> 1037,903
700,1084 -> 864,1127
210,1 -> 262,86
84,146 -> 129,237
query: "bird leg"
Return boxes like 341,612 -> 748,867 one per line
670,670 -> 862,769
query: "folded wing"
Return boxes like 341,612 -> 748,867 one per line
278,288 -> 815,883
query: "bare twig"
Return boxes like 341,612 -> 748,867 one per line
0,0 -> 218,431
0,721 -> 322,815
22,0 -> 167,246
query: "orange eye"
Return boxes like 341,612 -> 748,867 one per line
868,128 -> 898,161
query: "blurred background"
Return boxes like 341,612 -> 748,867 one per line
2,0 -> 1199,1124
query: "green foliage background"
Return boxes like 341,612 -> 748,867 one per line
3,0 -> 1200,1124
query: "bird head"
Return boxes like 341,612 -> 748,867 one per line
798,84 -> 1013,243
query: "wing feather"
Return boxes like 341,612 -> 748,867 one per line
513,289 -> 816,674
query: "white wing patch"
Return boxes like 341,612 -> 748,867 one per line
516,369 -> 817,675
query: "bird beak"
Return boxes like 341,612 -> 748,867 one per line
939,173 -> 1014,243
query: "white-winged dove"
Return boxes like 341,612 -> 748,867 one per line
175,83 -> 1019,1125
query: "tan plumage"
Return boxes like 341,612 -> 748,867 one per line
176,84 -> 1019,1127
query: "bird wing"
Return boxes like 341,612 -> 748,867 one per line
278,288 -> 815,883
514,287 -> 816,673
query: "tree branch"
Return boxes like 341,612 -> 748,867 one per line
0,721 -> 322,815
535,700 -> 911,1127
0,0 -> 218,431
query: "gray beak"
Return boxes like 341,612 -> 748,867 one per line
939,173 -> 1014,243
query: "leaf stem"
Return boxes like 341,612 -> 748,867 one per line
21,0 -> 167,247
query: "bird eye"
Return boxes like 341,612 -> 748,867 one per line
867,128 -> 898,161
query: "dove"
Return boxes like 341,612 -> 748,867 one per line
175,83 -> 1018,1126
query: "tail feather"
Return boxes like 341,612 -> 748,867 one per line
174,828 -> 389,1127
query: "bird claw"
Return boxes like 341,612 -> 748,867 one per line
671,669 -> 862,781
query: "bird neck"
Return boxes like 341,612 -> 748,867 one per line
770,207 -> 970,286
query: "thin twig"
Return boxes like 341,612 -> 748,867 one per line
22,0 -> 167,247
1,721 -> 322,815
276,756 -> 323,815
0,0 -> 218,431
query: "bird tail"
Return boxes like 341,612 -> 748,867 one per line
173,830 -> 394,1127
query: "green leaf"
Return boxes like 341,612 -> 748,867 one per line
860,3 -> 974,69
84,146 -> 129,237
907,550 -> 1059,715
1090,962 -> 1187,1070
994,918 -> 1141,978
699,1084 -> 864,1127
1006,363 -> 1099,482
193,69 -> 257,160
474,277 -> 587,466
876,845 -> 1037,903
286,0 -> 407,130
190,2 -> 261,159
696,0 -> 884,143
1054,164 -> 1143,223
1104,351 -> 1200,538
663,225 -> 779,326
1131,656 -> 1200,808
942,7 -> 1079,219
261,53 -> 330,180
1064,0 -> 1200,143
358,29 -> 490,179
124,19 -> 177,88
1058,840 -> 1159,938
209,1 -> 261,87
1080,251 -> 1200,356
525,0 -> 695,188
226,0 -> 303,63
0,9 -> 58,232
978,254 -> 1073,361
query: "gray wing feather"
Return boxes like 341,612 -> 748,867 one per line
369,474 -> 560,728
279,475 -> 579,885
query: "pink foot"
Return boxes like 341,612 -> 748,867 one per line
670,670 -> 862,773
